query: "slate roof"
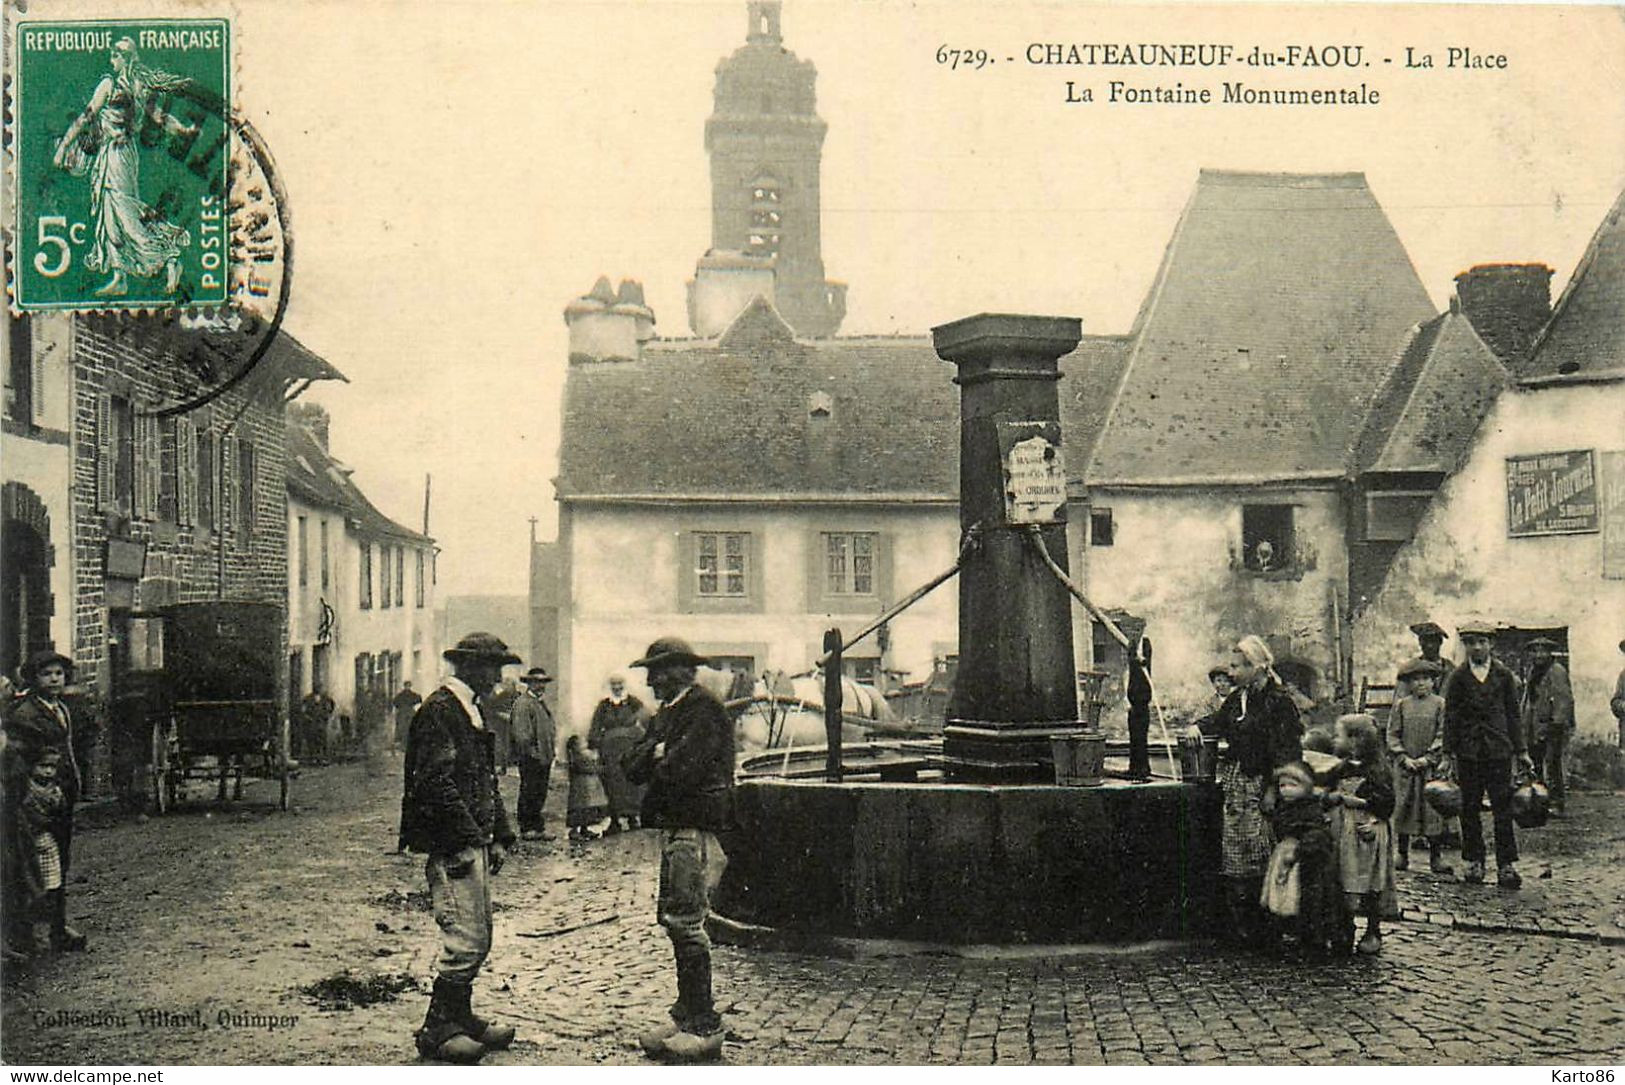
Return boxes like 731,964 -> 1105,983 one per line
1523,188 -> 1625,380
1352,309 -> 1508,474
1086,170 -> 1437,485
556,297 -> 1131,499
286,423 -> 431,543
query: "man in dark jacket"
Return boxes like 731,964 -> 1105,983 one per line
399,632 -> 520,1063
2,648 -> 94,958
1520,637 -> 1574,817
509,667 -> 557,841
624,637 -> 734,1063
1442,620 -> 1535,888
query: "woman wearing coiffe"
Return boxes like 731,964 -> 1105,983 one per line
1187,635 -> 1304,946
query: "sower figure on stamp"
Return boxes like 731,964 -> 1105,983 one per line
1440,620 -> 1534,889
510,667 -> 558,842
399,633 -> 520,1064
624,637 -> 735,1063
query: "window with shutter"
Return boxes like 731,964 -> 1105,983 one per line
96,393 -> 113,510
137,411 -> 162,520
130,413 -> 146,519
219,432 -> 233,535
175,418 -> 195,526
236,438 -> 255,545
158,416 -> 178,522
29,332 -> 45,425
196,429 -> 216,532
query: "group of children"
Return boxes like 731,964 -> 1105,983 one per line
1259,657 -> 1446,958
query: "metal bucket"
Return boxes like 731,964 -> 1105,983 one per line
1178,736 -> 1219,782
1052,730 -> 1106,787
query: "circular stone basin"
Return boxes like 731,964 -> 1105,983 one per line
716,742 -> 1223,945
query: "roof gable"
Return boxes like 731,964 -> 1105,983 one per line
718,295 -> 796,350
285,424 -> 431,543
1524,188 -> 1625,380
1087,170 -> 1437,484
1356,310 -> 1509,474
556,333 -> 1130,498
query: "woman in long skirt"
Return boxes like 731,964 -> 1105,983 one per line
1188,635 -> 1304,945
588,675 -> 648,834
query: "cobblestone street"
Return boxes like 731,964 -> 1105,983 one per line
4,759 -> 1622,1066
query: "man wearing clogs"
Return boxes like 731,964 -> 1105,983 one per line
624,637 -> 735,1063
399,632 -> 521,1063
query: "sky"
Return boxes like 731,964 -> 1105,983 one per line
53,0 -> 1625,597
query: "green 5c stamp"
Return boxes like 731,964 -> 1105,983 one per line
13,20 -> 231,311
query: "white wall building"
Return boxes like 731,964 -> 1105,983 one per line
285,404 -> 438,736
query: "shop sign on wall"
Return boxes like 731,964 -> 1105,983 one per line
999,420 -> 1066,524
1506,449 -> 1599,537
1601,451 -> 1625,579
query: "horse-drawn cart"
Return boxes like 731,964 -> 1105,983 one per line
141,601 -> 291,813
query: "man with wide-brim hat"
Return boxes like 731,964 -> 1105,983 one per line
622,636 -> 734,1062
3,648 -> 91,958
510,667 -> 558,842
399,633 -> 520,1063
1440,620 -> 1534,888
1520,636 -> 1574,817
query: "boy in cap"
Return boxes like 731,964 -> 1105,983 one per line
399,633 -> 520,1063
3,648 -> 92,957
1441,620 -> 1534,888
1410,622 -> 1450,692
624,637 -> 735,1062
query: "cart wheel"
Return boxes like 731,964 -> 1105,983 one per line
150,720 -> 171,815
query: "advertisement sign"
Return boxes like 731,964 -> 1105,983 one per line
1602,451 -> 1625,579
1506,450 -> 1599,537
998,420 -> 1066,525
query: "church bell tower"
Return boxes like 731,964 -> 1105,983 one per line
692,1 -> 846,338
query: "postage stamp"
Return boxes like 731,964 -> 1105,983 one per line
11,20 -> 232,311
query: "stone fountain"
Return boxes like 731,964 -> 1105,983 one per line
711,314 -> 1222,946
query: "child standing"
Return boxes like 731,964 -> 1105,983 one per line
565,733 -> 608,841
1260,761 -> 1344,958
1326,714 -> 1398,955
1388,658 -> 1453,875
15,749 -> 66,947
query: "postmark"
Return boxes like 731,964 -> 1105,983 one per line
12,19 -> 232,311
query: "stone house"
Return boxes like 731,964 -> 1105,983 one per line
59,317 -> 340,793
1352,191 -> 1625,740
284,403 -> 438,746
3,314 -> 76,683
549,2 -> 1538,729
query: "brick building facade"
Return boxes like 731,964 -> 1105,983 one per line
62,316 -> 340,792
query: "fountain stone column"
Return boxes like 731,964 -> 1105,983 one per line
932,312 -> 1087,779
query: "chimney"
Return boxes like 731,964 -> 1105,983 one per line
564,275 -> 654,362
686,249 -> 777,337
1453,263 -> 1553,369
288,401 -> 330,450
